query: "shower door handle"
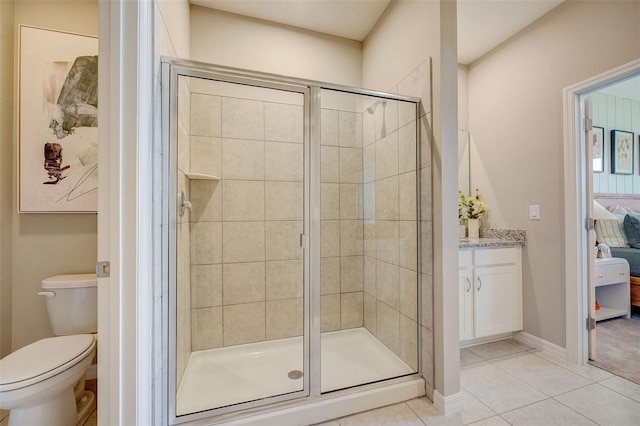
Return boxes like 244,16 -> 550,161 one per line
178,191 -> 192,217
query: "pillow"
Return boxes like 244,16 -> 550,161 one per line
594,200 -> 618,220
613,205 -> 631,216
623,214 -> 640,248
594,218 -> 627,247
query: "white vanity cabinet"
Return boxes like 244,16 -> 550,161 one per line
459,246 -> 523,342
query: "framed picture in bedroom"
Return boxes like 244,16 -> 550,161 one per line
18,25 -> 98,213
592,126 -> 605,173
611,129 -> 634,175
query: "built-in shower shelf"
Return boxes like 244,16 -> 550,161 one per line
186,172 -> 220,181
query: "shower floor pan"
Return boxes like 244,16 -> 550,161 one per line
176,327 -> 413,415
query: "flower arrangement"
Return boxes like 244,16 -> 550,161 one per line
458,189 -> 487,220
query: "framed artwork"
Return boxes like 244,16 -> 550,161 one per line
18,25 -> 98,213
592,126 -> 604,173
611,129 -> 634,175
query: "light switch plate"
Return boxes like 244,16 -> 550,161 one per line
530,205 -> 540,220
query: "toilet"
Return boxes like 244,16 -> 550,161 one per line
0,273 -> 97,426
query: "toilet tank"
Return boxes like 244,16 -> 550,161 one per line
40,273 -> 97,336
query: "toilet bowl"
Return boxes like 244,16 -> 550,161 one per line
0,274 -> 98,426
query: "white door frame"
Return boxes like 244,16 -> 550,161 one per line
97,0 -> 154,424
564,58 -> 640,364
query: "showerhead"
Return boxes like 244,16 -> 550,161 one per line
366,99 -> 387,114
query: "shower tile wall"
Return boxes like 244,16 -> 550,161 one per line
188,91 -> 304,350
320,109 -> 365,332
176,78 -> 192,382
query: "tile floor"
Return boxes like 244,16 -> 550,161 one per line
2,340 -> 639,425
319,339 -> 640,426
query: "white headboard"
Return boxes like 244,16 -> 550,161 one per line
594,193 -> 640,212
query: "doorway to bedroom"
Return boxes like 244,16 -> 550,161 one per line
568,60 -> 640,386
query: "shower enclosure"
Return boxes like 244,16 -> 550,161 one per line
162,58 -> 422,424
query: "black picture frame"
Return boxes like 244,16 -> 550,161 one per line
611,129 -> 634,175
592,126 -> 605,173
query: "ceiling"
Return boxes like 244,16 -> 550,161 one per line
191,0 -> 564,65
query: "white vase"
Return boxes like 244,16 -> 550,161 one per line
459,223 -> 466,238
467,218 -> 480,238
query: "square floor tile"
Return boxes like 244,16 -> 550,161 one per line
407,391 -> 495,425
461,363 -> 547,413
598,376 -> 640,403
530,350 -> 614,382
554,383 -> 640,425
500,398 -> 596,425
461,348 -> 484,367
466,340 -> 527,360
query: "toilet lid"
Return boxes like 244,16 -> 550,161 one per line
0,334 -> 95,390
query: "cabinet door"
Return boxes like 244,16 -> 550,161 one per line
474,265 -> 521,338
459,269 -> 474,340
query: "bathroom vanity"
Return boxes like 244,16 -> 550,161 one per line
459,230 -> 525,344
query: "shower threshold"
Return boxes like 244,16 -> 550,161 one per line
176,327 -> 414,416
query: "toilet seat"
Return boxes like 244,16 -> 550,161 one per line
0,334 -> 95,393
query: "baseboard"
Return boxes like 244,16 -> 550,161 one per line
514,331 -> 566,360
460,332 -> 514,348
433,389 -> 463,415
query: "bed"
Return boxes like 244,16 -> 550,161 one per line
595,194 -> 640,308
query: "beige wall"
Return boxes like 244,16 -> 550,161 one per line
467,0 -> 640,348
6,0 -> 98,352
0,0 -> 15,358
190,5 -> 362,87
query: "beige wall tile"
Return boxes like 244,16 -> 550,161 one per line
222,139 -> 264,180
266,298 -> 303,340
364,293 -> 377,335
266,181 -> 303,221
341,292 -> 364,329
190,180 -> 222,222
420,221 -> 433,278
339,111 -> 362,148
221,97 -> 264,140
340,184 -> 362,220
398,101 -> 417,131
321,146 -> 340,183
321,183 -> 340,220
420,273 -> 433,331
265,142 -> 303,181
223,302 -> 266,346
399,221 -> 418,271
321,257 -> 341,295
266,259 -> 303,300
376,260 -> 399,310
375,176 -> 399,221
364,256 -> 376,296
397,61 -> 431,118
190,221 -> 222,265
398,121 -> 417,174
400,315 -> 419,371
265,221 -> 303,261
363,108 -> 376,147
419,114 -> 432,169
222,221 -> 265,263
339,147 -> 362,184
321,109 -> 339,146
223,262 -> 265,305
340,256 -> 363,292
340,220 -> 364,256
321,294 -> 341,332
376,220 -> 399,265
421,326 -> 434,387
398,171 -> 417,221
191,307 -> 222,351
375,132 -> 398,180
399,267 -> 418,321
377,301 -> 400,355
380,101 -> 399,137
190,136 -> 221,178
222,180 -> 265,221
191,264 -> 222,308
321,220 -> 340,258
191,93 -> 221,137
420,166 -> 432,222
265,102 -> 303,143
364,222 -> 376,257
363,145 -> 376,184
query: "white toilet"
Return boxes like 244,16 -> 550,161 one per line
0,273 -> 97,426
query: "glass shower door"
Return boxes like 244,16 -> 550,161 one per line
168,68 -> 310,419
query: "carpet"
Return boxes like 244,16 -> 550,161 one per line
589,312 -> 640,385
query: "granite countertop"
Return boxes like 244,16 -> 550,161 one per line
459,228 -> 526,249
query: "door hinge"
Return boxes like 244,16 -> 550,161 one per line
96,261 -> 110,278
585,217 -> 594,231
584,117 -> 593,132
300,234 -> 308,249
586,316 -> 596,331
